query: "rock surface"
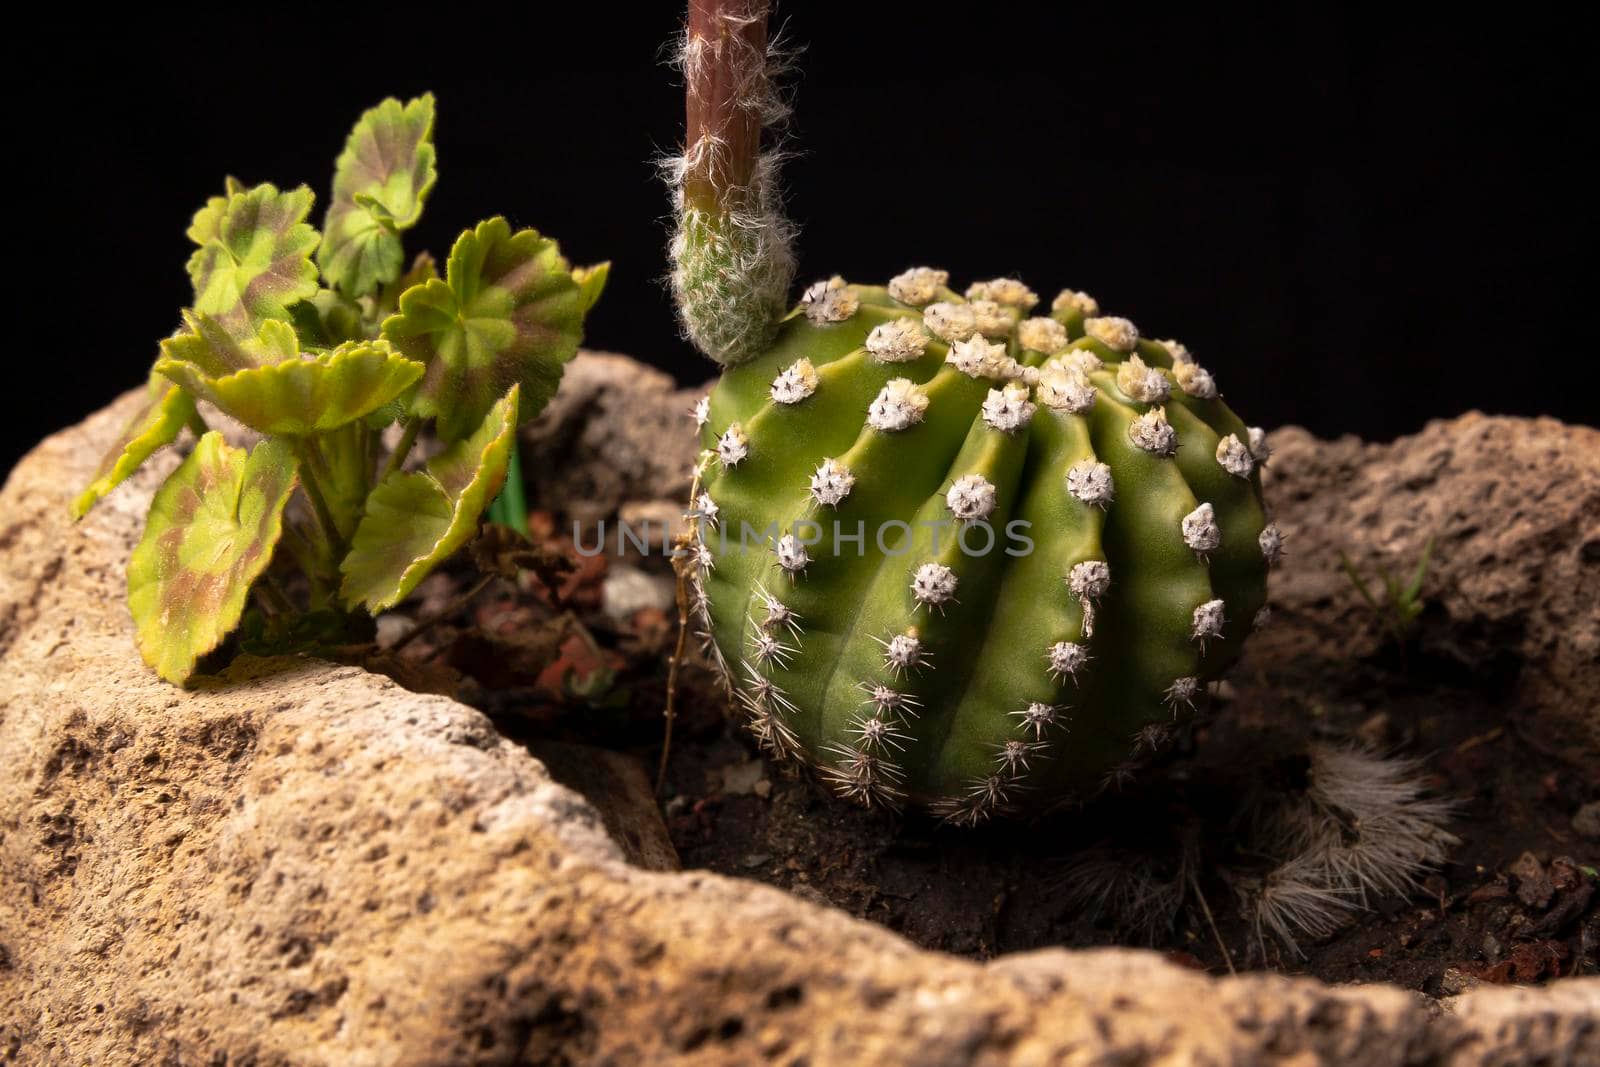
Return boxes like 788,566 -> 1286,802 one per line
3,372 -> 1598,1065
1263,414 -> 1600,762
520,352 -> 709,527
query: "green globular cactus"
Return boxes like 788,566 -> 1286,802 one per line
685,274 -> 1280,823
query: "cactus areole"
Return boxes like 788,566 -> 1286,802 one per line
670,3 -> 1276,823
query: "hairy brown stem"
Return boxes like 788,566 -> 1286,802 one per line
683,0 -> 770,218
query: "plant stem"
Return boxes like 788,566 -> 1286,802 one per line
380,417 -> 422,483
257,575 -> 295,616
294,441 -> 346,559
683,0 -> 770,220
487,445 -> 530,536
387,573 -> 496,654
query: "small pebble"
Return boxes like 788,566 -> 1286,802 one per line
1572,800 -> 1600,840
375,614 -> 416,649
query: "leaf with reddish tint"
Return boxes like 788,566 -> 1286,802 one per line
382,217 -> 586,441
127,433 -> 299,683
72,373 -> 197,520
157,313 -> 423,436
186,183 -> 321,337
340,385 -> 519,611
318,94 -> 437,298
185,176 -> 249,246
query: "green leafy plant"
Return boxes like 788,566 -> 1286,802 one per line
75,94 -> 606,684
665,2 -> 1277,823
1338,537 -> 1434,647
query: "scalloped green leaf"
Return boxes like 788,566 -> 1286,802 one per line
128,433 -> 299,684
574,261 -> 610,315
318,94 -> 438,299
377,250 -> 439,319
185,176 -> 251,246
187,183 -> 321,338
340,385 -> 519,612
72,373 -> 198,520
157,312 -> 423,436
382,216 -> 585,442
288,288 -> 365,348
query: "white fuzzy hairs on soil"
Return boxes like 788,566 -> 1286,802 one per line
1245,745 -> 1460,958
1055,838 -> 1199,944
1050,745 -> 1458,960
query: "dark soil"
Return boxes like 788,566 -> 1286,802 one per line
365,520 -> 1600,995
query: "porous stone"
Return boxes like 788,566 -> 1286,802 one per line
1262,413 -> 1600,763
519,352 -> 711,526
3,377 -> 1597,1065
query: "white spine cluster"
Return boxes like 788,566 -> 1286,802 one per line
801,276 -> 859,323
1116,354 -> 1171,404
865,318 -> 929,363
1051,288 -> 1099,316
997,738 -> 1042,773
750,628 -> 796,668
1259,523 -> 1284,566
775,533 -> 809,576
1129,408 -> 1178,456
946,473 -> 997,521
692,395 -> 710,428
874,631 -> 929,676
1158,338 -> 1193,364
849,713 -> 909,753
965,277 -> 1039,310
1037,362 -> 1097,414
770,357 -> 819,403
1084,316 -> 1139,352
1248,426 -> 1272,463
911,561 -> 959,609
1191,598 -> 1226,646
1216,434 -> 1255,478
867,378 -> 929,431
808,458 -> 855,507
887,266 -> 949,306
1164,675 -> 1201,712
1066,459 -> 1115,508
1135,723 -> 1173,754
1017,316 -> 1069,355
693,491 -> 719,528
946,333 -> 1010,379
1046,640 -> 1090,681
860,682 -> 921,717
1173,361 -> 1218,400
756,582 -> 802,637
717,424 -> 749,467
922,301 -> 977,342
820,745 -> 905,808
970,298 -> 1014,337
738,669 -> 801,761
1063,349 -> 1104,375
1181,502 -> 1221,559
1069,560 -> 1111,602
981,382 -> 1036,432
1012,701 -> 1062,739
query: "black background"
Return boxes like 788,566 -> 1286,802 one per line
8,6 -> 1593,475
